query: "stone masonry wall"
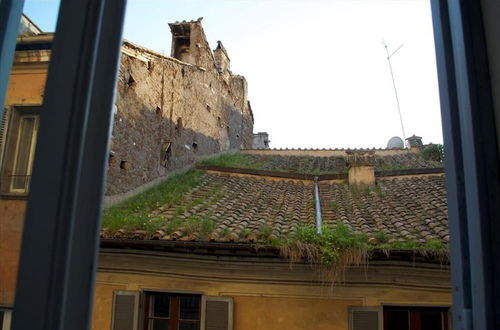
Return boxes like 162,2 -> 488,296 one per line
105,40 -> 253,195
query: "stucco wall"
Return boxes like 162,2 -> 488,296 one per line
92,250 -> 452,330
0,68 -> 46,307
92,270 -> 451,330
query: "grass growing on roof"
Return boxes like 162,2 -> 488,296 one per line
277,223 -> 448,284
200,153 -> 263,169
102,170 -> 203,231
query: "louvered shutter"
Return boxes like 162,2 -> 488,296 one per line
111,291 -> 139,330
349,307 -> 382,330
201,296 -> 233,330
0,107 -> 11,167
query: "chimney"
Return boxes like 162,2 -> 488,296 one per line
406,135 -> 423,153
346,150 -> 375,186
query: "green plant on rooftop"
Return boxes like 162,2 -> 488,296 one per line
277,223 -> 448,284
199,153 -> 263,169
258,224 -> 272,241
422,143 -> 444,163
221,227 -> 231,237
101,170 -> 203,231
374,231 -> 388,244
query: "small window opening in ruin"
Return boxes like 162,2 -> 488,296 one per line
155,107 -> 162,116
108,153 -> 116,166
161,142 -> 172,167
181,68 -> 185,77
127,75 -> 136,89
120,160 -> 131,170
173,38 -> 190,62
192,142 -> 198,150
147,60 -> 153,72
206,105 -> 211,112
217,116 -> 222,127
236,134 -> 240,138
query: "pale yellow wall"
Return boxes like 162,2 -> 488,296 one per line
0,67 -> 47,307
5,69 -> 47,105
92,271 -> 451,330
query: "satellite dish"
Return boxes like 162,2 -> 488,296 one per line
387,136 -> 404,149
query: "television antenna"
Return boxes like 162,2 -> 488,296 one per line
383,39 -> 407,147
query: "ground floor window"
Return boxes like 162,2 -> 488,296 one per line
384,306 -> 449,330
143,292 -> 201,330
0,308 -> 12,330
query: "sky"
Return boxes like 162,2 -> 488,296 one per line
23,0 -> 443,149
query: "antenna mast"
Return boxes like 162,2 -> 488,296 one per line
383,40 -> 407,146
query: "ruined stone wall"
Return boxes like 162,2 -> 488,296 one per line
105,42 -> 253,195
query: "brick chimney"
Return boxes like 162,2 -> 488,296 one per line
346,150 -> 375,186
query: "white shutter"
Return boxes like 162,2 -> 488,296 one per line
200,296 -> 233,330
111,291 -> 140,330
349,307 -> 382,330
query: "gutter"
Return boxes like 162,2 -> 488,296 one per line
314,176 -> 323,234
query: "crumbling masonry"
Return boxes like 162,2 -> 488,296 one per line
106,19 -> 254,195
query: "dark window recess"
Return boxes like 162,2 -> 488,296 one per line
384,307 -> 449,330
192,142 -> 198,151
120,160 -> 131,170
161,142 -> 172,167
127,75 -> 136,89
206,105 -> 211,112
147,60 -> 153,72
181,68 -> 185,77
173,38 -> 190,62
156,107 -> 162,116
143,293 -> 200,330
108,152 -> 116,165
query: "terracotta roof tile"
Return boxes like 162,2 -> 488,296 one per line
102,171 -> 448,248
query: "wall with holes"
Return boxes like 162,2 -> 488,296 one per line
105,41 -> 254,195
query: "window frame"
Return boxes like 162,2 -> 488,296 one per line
383,306 -> 450,330
0,105 -> 40,196
0,308 -> 12,330
142,292 -> 201,330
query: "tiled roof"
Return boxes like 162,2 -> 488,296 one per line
101,171 -> 448,246
209,153 -> 442,174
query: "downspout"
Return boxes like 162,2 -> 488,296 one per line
314,177 -> 323,234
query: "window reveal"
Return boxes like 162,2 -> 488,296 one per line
143,293 -> 201,330
0,106 -> 40,195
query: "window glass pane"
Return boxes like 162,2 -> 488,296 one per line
179,296 -> 200,320
385,310 -> 409,330
12,116 -> 37,190
149,319 -> 169,330
421,311 -> 444,330
151,295 -> 170,318
178,321 -> 199,330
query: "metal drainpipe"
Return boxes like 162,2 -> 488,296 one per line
314,176 -> 323,234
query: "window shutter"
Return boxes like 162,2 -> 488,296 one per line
0,107 -> 11,167
349,307 -> 382,330
111,291 -> 139,330
201,296 -> 233,330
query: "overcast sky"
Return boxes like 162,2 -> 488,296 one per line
24,0 -> 443,149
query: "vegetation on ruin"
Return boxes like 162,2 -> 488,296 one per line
422,143 -> 444,163
102,170 -> 203,231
